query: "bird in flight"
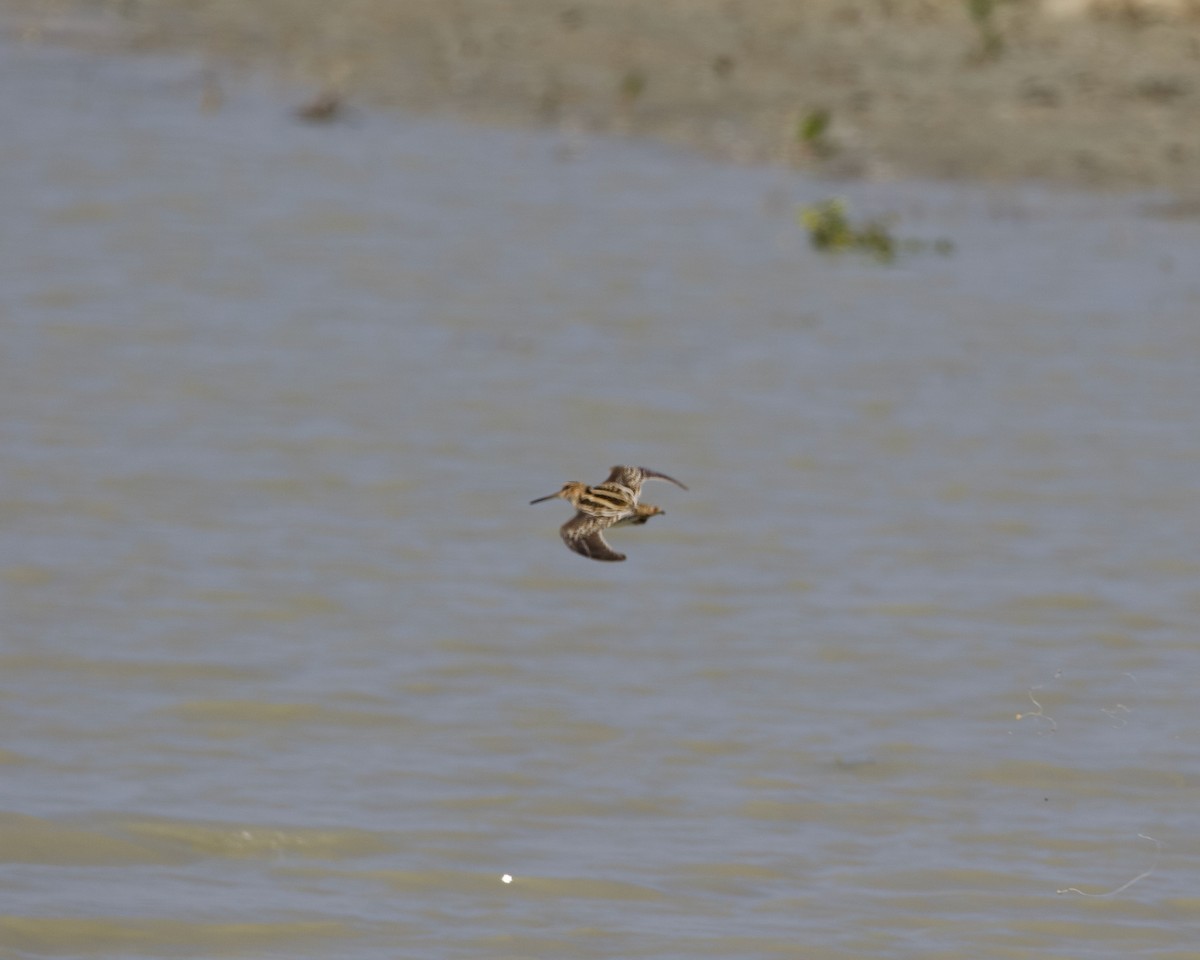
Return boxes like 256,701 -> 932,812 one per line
530,465 -> 687,561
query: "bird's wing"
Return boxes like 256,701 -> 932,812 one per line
640,468 -> 687,490
561,513 -> 626,561
586,480 -> 638,513
604,465 -> 636,485
604,465 -> 688,492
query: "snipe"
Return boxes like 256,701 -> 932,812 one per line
530,465 -> 686,561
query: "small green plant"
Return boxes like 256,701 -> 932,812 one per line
800,199 -> 895,262
618,69 -> 647,104
798,198 -> 954,264
966,0 -> 1004,61
797,108 -> 835,159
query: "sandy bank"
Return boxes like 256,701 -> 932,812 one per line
8,0 -> 1200,193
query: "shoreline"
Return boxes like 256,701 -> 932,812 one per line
7,0 -> 1200,195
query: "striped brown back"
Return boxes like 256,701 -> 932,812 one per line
577,482 -> 636,519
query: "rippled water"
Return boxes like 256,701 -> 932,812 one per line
3,28 -> 1200,960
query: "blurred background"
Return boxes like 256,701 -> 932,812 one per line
2,2 -> 1199,958
10,0 -> 1200,189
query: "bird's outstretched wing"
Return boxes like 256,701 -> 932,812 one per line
604,465 -> 687,498
639,468 -> 687,490
560,513 -> 626,561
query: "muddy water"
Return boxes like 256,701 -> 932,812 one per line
2,33 -> 1199,960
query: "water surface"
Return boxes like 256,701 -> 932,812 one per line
2,31 -> 1200,960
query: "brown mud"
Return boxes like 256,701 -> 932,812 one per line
7,0 -> 1200,193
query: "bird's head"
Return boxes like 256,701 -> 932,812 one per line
530,481 -> 588,506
